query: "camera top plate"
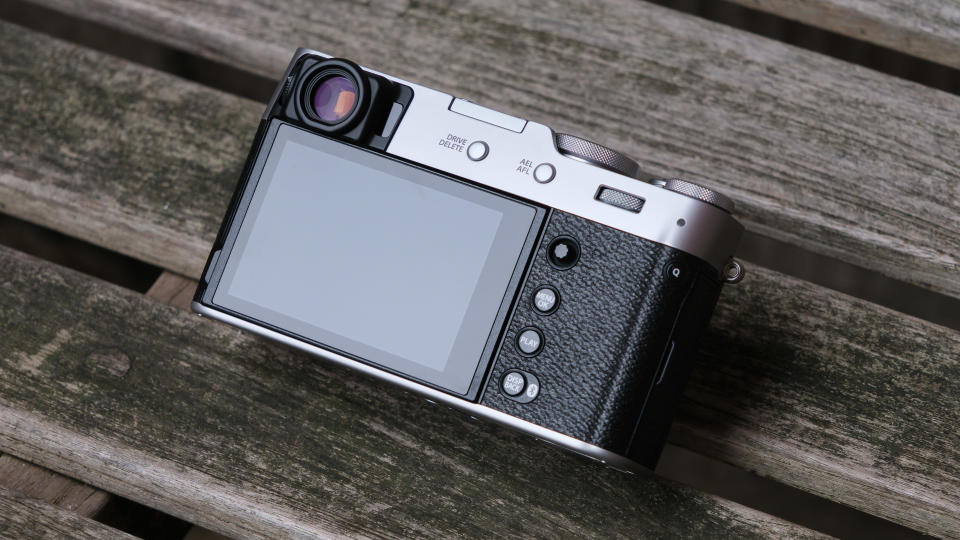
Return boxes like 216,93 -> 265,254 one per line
273,49 -> 743,272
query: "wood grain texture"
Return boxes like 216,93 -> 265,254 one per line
725,0 -> 960,71
686,269 -> 960,537
0,454 -> 110,518
146,272 -> 199,310
0,484 -> 133,540
147,266 -> 205,540
0,247 -> 823,539
0,20 -> 259,279
18,0 -> 960,298
1,22 -> 958,535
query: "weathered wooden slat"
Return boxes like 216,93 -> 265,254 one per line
147,267 -> 231,540
146,272 -> 198,310
1,22 -> 958,536
0,246 -> 823,539
149,270 -> 224,540
0,21 -> 256,278
0,454 -> 110,518
687,272 -> 960,537
725,0 -> 960,71
0,484 -> 133,539
18,0 -> 960,298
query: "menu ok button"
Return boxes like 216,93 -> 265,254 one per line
533,286 -> 559,314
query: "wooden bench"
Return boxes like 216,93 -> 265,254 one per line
725,0 -> 960,71
1,0 -> 957,537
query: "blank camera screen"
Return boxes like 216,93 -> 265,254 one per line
213,124 -> 537,394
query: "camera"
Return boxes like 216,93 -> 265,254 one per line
193,49 -> 744,471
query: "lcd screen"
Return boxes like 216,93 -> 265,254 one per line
213,123 -> 538,394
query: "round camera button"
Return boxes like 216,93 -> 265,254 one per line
533,287 -> 559,314
467,141 -> 489,161
664,260 -> 687,283
502,371 -> 526,396
501,370 -> 541,403
517,328 -> 543,355
533,163 -> 556,183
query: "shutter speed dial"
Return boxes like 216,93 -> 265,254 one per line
554,133 -> 734,213
555,133 -> 641,179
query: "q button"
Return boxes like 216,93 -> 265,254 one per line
663,259 -> 688,284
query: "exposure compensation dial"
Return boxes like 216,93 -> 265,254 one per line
554,133 -> 734,213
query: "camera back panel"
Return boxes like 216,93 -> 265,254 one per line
194,49 -> 742,471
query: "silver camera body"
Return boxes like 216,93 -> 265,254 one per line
193,49 -> 744,471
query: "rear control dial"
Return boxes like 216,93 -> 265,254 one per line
547,236 -> 580,269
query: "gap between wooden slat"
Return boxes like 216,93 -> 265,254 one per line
146,271 -> 197,311
0,454 -> 110,518
0,484 -> 135,539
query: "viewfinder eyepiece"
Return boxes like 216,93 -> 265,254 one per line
296,59 -> 369,132
311,75 -> 357,123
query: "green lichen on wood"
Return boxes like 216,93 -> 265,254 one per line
21,0 -> 960,296
0,246 -> 820,538
0,21 -> 262,276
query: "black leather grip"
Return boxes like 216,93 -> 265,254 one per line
479,210 -> 723,468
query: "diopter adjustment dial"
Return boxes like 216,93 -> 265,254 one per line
554,133 -> 640,179
651,178 -> 735,213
